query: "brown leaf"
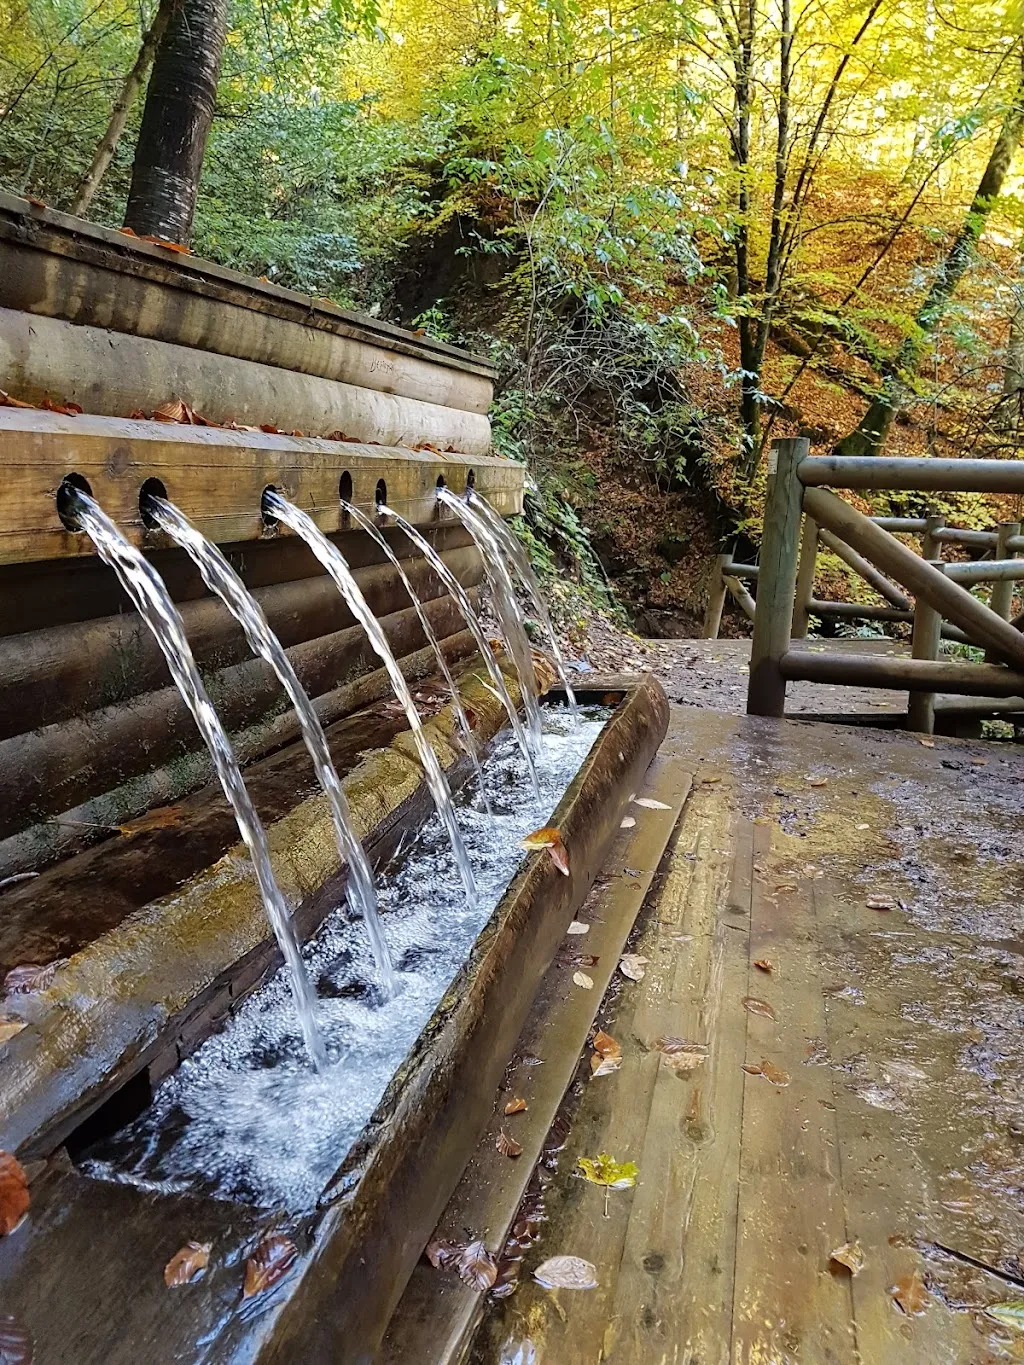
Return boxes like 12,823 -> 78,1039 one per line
829,1240 -> 865,1276
918,738 -> 935,748
0,391 -> 36,410
742,996 -> 776,1020
4,961 -> 65,997
654,1037 -> 708,1072
754,959 -> 773,973
593,1030 -> 621,1059
891,1269 -> 929,1315
457,1239 -> 497,1291
504,1097 -> 528,1116
591,1053 -> 622,1076
40,397 -> 82,416
533,1254 -> 598,1290
0,1152 -> 29,1236
0,1313 -> 33,1365
757,1058 -> 790,1086
153,398 -> 189,423
425,1237 -> 464,1270
117,804 -> 186,838
496,1129 -> 523,1159
521,826 -> 570,876
164,1240 -> 211,1287
243,1233 -> 298,1298
547,841 -> 570,877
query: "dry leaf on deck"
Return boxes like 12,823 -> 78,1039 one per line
0,1152 -> 29,1236
457,1240 -> 497,1291
425,1237 -> 464,1270
573,971 -> 593,989
620,816 -> 636,829
520,826 -> 570,876
807,776 -> 828,787
566,921 -> 589,935
0,1314 -> 33,1365
164,1241 -> 211,1287
918,738 -> 935,748
117,805 -> 186,838
533,1255 -> 598,1290
654,1038 -> 707,1072
866,895 -> 896,911
742,996 -> 776,1020
591,1053 -> 621,1076
592,1030 -> 621,1059
632,797 -> 671,810
0,391 -> 36,409
775,883 -> 798,893
754,959 -> 772,973
618,954 -> 648,982
243,1233 -> 298,1298
829,1241 -> 865,1276
577,1153 -> 638,1189
496,1129 -> 523,1159
891,1269 -> 929,1315
503,1097 -> 527,1116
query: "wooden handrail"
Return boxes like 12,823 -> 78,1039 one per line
799,456 -> 1024,492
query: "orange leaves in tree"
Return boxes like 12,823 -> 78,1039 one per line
243,1232 -> 298,1299
164,1241 -> 211,1287
521,826 -> 570,876
0,1152 -> 29,1236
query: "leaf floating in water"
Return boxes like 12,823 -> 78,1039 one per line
984,1301 -> 1024,1331
0,1313 -> 33,1365
533,1255 -> 598,1290
620,816 -> 637,829
754,959 -> 773,973
566,921 -> 590,935
496,1129 -> 523,1159
577,1153 -> 638,1189
829,1241 -> 865,1276
458,1240 -> 498,1291
573,971 -> 594,989
891,1269 -> 929,1316
0,1152 -> 29,1236
425,1238 -> 464,1270
164,1240 -> 211,1287
504,1097 -> 528,1116
243,1233 -> 298,1299
618,954 -> 648,982
117,804 -> 186,838
3,960 -> 65,997
742,996 -> 776,1020
633,796 -> 671,810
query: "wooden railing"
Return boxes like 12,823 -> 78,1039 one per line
736,438 -> 1024,731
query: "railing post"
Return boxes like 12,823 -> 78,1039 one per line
747,437 -> 809,716
984,520 -> 1020,661
703,552 -> 730,638
907,561 -> 945,734
792,515 -> 818,639
921,511 -> 946,561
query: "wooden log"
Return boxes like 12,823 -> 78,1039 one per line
792,515 -> 818,639
779,650 -> 1024,697
702,553 -> 729,639
817,528 -> 911,609
921,512 -> 945,561
806,599 -> 967,642
0,545 -> 482,741
942,557 -> 1023,585
798,456 -> 1024,493
869,517 -> 927,532
0,592 -> 472,842
747,438 -> 809,716
725,576 -> 757,622
801,486 -> 1024,669
722,561 -> 759,579
907,561 -> 945,734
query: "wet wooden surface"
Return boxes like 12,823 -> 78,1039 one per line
467,705 -> 1024,1364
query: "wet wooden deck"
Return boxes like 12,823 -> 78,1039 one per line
390,705 -> 1024,1364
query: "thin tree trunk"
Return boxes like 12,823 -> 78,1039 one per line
835,45 -> 1024,457
733,0 -> 759,462
122,0 -> 227,244
70,0 -> 176,217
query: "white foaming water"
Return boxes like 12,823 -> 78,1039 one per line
82,710 -> 605,1212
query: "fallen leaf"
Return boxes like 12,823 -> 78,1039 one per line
0,1152 -> 29,1235
425,1237 -> 464,1269
533,1255 -> 598,1290
918,738 -> 935,748
504,1097 -> 527,1116
856,823 -> 870,831
701,774 -> 722,784
754,959 -> 773,973
164,1241 -> 211,1287
0,1314 -> 33,1365
984,1301 -> 1024,1331
593,1030 -> 621,1059
521,825 -> 559,849
117,804 -> 185,838
577,1153 -> 638,1189
496,1129 -> 523,1159
0,391 -> 36,409
866,895 -> 896,911
829,1240 -> 865,1276
808,776 -> 828,787
757,1058 -> 790,1086
891,1269 -> 929,1315
40,397 -> 82,416
566,921 -> 589,935
618,954 -> 648,981
153,398 -> 189,423
656,1037 -> 707,1072
775,883 -> 798,893
620,816 -> 636,829
243,1233 -> 298,1298
742,996 -> 776,1020
458,1239 -> 497,1291
573,971 -> 594,989
520,1053 -> 544,1067
591,1053 -> 622,1076
3,961 -> 65,996
633,796 -> 671,810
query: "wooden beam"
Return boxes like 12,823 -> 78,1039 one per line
817,527 -> 911,609
798,455 -> 1024,493
943,557 -> 1023,585
780,650 -> 1024,697
907,561 -> 944,734
702,553 -> 729,638
792,515 -> 818,639
986,521 -> 1021,663
725,576 -> 757,622
801,486 -> 1024,669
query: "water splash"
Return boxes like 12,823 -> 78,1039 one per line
263,491 -> 478,905
437,488 -> 544,752
148,495 -> 396,997
65,487 -> 326,1070
379,504 -> 541,798
342,500 -> 492,817
468,490 -> 579,723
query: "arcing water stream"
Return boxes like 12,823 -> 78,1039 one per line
63,486 -> 328,1070
146,494 -> 397,997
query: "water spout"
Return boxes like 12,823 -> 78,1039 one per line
64,485 -> 327,1070
263,490 -> 478,905
379,505 -> 541,798
467,492 -> 579,722
341,500 -> 492,817
147,494 -> 397,998
437,488 -> 544,752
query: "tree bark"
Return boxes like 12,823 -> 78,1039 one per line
122,0 -> 228,244
835,45 -> 1024,457
71,0 -> 177,218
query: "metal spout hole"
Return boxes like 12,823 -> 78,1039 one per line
57,473 -> 93,531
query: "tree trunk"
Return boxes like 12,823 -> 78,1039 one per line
732,0 -> 759,464
835,45 -> 1024,457
122,0 -> 228,244
70,0 -> 177,218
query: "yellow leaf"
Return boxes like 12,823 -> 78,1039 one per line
577,1153 -> 638,1189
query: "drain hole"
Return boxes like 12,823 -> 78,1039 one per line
339,471 -> 353,503
56,472 -> 93,531
261,485 -> 281,527
436,474 -> 446,489
465,469 -> 475,490
375,478 -> 387,508
139,477 -> 168,529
